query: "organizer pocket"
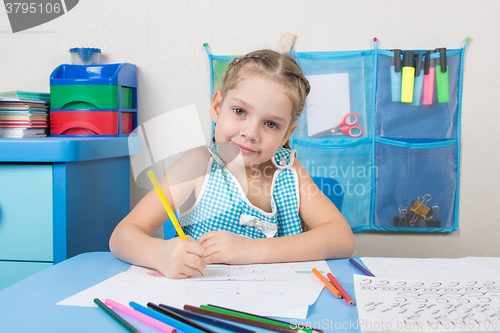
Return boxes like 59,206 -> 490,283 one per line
292,138 -> 373,230
374,139 -> 457,231
292,51 -> 375,141
375,51 -> 461,139
210,57 -> 234,94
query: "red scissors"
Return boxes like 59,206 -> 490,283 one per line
311,112 -> 363,138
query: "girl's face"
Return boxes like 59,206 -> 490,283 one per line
211,74 -> 297,168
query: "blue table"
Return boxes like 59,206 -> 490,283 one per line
0,252 -> 363,332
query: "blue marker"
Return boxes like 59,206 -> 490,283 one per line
390,49 -> 402,102
411,53 -> 424,106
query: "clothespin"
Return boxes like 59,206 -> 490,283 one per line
279,32 -> 295,53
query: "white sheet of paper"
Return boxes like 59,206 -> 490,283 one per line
57,261 -> 331,319
361,257 -> 500,281
121,260 -> 330,282
354,274 -> 500,333
306,73 -> 350,137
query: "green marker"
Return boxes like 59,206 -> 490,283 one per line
202,305 -> 321,333
93,298 -> 140,333
435,47 -> 449,103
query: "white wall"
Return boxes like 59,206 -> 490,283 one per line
1,0 -> 499,257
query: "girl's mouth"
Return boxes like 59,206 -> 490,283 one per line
232,142 -> 257,154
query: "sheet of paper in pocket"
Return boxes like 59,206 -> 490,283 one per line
306,73 -> 350,138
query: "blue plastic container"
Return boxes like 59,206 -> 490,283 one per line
69,47 -> 101,65
50,63 -> 137,88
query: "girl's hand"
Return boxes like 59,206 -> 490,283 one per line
198,231 -> 253,265
155,236 -> 206,279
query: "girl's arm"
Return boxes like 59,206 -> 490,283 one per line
199,158 -> 355,264
109,146 -> 211,278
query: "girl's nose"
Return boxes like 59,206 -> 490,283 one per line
240,120 -> 259,141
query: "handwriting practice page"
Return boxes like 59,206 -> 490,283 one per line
354,275 -> 500,332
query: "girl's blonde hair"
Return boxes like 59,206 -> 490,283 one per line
221,49 -> 310,125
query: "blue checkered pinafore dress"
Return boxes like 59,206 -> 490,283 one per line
178,144 -> 303,239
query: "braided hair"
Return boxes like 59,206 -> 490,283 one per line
220,50 -> 310,148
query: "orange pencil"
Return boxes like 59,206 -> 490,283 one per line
311,268 -> 341,299
327,272 -> 355,306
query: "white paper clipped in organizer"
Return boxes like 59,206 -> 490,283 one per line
306,73 -> 350,138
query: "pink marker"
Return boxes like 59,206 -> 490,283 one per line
423,50 -> 435,105
105,299 -> 177,333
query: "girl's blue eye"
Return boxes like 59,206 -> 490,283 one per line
265,121 -> 278,129
233,108 -> 245,116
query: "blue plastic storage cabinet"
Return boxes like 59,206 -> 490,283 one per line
0,136 -> 141,289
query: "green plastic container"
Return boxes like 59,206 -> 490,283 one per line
121,87 -> 134,109
51,85 -> 119,109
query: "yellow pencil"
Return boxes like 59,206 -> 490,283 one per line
147,170 -> 203,275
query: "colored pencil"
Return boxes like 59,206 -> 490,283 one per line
147,170 -> 203,275
104,299 -> 176,333
93,298 -> 140,333
311,268 -> 342,298
130,302 -> 209,333
146,302 -> 217,333
348,258 -> 375,277
159,304 -> 258,333
184,305 -> 311,333
326,273 -> 355,306
205,304 -> 323,333
147,171 -> 186,240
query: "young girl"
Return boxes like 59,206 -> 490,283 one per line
110,49 -> 355,279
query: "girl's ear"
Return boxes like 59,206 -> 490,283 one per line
211,91 -> 223,123
281,122 -> 298,147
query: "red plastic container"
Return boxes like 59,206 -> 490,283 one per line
50,110 -> 134,135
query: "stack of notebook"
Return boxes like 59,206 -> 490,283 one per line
0,91 -> 50,138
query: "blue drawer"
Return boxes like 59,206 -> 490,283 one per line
0,164 -> 53,261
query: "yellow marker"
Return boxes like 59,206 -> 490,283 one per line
147,170 -> 203,275
401,50 -> 416,103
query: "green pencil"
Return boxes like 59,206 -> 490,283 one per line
94,298 -> 141,333
201,305 -> 322,333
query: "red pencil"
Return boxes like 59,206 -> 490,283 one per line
311,268 -> 341,299
327,272 -> 355,306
